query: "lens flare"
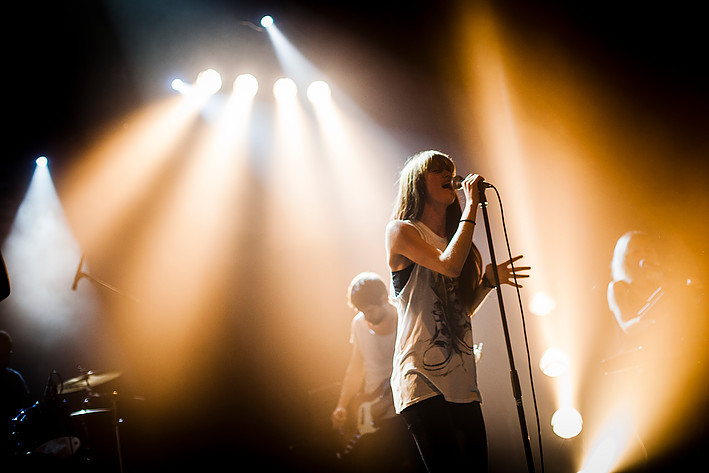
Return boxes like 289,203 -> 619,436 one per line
540,347 -> 570,377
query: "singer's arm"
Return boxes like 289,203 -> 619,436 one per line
386,175 -> 482,278
386,220 -> 475,278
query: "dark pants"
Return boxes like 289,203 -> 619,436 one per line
401,396 -> 488,473
341,414 -> 427,473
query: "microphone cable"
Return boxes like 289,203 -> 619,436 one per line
486,183 -> 545,473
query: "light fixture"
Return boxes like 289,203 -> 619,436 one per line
551,407 -> 583,439
273,78 -> 297,100
233,74 -> 259,98
195,69 -> 222,96
171,78 -> 186,93
261,16 -> 274,28
307,81 -> 331,103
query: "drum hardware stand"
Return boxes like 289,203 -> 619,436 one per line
478,184 -> 537,473
111,391 -> 125,473
69,367 -> 125,472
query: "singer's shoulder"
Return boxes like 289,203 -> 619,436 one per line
386,219 -> 414,232
386,219 -> 420,241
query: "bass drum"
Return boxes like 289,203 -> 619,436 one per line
11,401 -> 81,459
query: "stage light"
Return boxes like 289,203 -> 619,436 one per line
540,347 -> 570,377
233,74 -> 259,98
551,407 -> 583,439
171,78 -> 186,93
307,81 -> 331,103
3,152 -> 97,340
273,78 -> 297,100
261,15 -> 274,28
529,290 -> 556,316
195,69 -> 222,96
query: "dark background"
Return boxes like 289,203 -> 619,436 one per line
1,1 -> 706,472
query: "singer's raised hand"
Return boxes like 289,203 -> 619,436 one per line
485,255 -> 530,288
461,173 -> 484,209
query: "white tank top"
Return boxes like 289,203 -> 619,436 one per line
391,220 -> 482,413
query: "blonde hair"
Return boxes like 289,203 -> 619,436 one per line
347,272 -> 387,311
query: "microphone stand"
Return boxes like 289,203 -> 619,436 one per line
81,271 -> 141,304
72,255 -> 141,304
478,184 -> 536,473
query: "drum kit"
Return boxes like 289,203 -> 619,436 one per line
10,367 -> 137,472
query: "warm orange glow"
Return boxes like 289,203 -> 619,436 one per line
450,1 -> 708,470
56,92 -> 252,407
54,60 -> 409,415
61,95 -> 203,256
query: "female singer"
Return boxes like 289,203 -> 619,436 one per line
385,150 -> 529,472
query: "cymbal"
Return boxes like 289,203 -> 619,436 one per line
70,408 -> 111,416
58,371 -> 122,395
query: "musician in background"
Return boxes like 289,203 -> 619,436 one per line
331,272 -> 424,473
606,230 -> 707,468
608,231 -> 665,339
1,330 -> 30,460
607,230 -> 702,353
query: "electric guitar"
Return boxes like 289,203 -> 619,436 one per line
336,343 -> 484,459
336,381 -> 393,459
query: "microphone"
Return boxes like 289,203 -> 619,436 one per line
452,175 -> 493,190
72,255 -> 85,291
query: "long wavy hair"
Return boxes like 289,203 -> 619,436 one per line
392,150 -> 482,313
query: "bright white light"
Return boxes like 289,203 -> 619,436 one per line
233,74 -> 259,98
529,290 -> 557,316
2,161 -> 98,341
195,69 -> 222,96
578,411 -> 635,473
171,78 -> 186,92
261,15 -> 274,28
307,81 -> 331,103
273,78 -> 297,100
539,347 -> 570,377
551,407 -> 583,439
35,156 -> 48,167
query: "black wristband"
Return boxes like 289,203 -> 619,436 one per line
482,274 -> 496,289
460,219 -> 476,225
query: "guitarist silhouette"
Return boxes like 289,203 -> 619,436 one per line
331,273 -> 425,473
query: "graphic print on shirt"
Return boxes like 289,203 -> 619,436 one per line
422,273 -> 474,375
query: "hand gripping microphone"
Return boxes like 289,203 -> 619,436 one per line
452,175 -> 493,190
